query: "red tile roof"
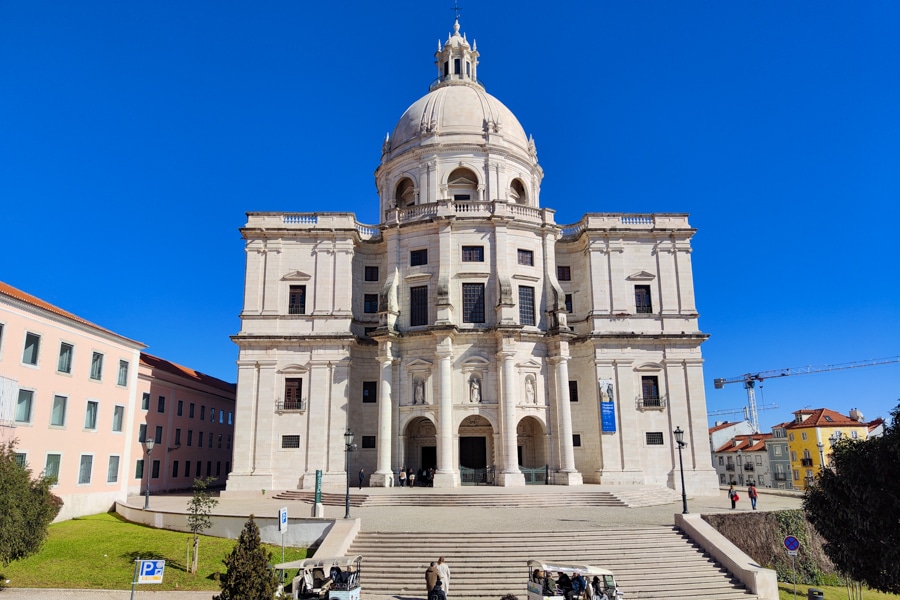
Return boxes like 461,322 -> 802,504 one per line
0,280 -> 144,347
715,433 -> 772,453
140,353 -> 236,394
786,408 -> 865,429
708,421 -> 743,434
867,417 -> 885,433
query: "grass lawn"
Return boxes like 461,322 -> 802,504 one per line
778,582 -> 900,600
0,512 -> 306,591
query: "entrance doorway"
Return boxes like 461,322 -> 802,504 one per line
460,437 -> 487,469
421,446 -> 437,471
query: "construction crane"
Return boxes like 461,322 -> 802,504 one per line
713,356 -> 900,433
708,402 -> 779,422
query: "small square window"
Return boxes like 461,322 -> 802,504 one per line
23,332 -> 41,366
15,453 -> 27,468
645,432 -> 665,446
572,434 -> 582,447
117,360 -> 129,386
289,285 -> 306,315
461,246 -> 484,262
365,266 -> 379,281
90,352 -> 104,381
364,294 -> 379,313
58,342 -> 74,373
361,435 -> 376,449
517,249 -> 534,266
557,266 -> 571,281
362,381 -> 377,403
410,249 -> 428,266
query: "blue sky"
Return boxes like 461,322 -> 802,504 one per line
1,2 -> 898,432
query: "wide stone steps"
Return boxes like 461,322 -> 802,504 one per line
272,490 -> 626,508
348,529 -> 755,600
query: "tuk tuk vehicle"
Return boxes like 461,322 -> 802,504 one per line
274,555 -> 362,600
527,559 -> 623,600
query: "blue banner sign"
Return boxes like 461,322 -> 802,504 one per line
601,401 -> 617,432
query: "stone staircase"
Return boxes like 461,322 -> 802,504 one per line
348,529 -> 755,600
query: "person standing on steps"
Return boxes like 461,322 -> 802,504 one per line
399,466 -> 406,487
408,468 -> 416,488
358,468 -> 364,490
425,561 -> 440,596
436,556 -> 451,596
748,483 -> 758,510
728,484 -> 737,509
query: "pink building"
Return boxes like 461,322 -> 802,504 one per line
0,281 -> 235,521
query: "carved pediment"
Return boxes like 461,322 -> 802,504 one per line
517,359 -> 542,370
282,270 -> 312,281
278,363 -> 309,374
627,271 -> 656,281
407,358 -> 433,369
462,356 -> 490,367
635,362 -> 664,371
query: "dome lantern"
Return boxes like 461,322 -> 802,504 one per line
432,20 -> 481,91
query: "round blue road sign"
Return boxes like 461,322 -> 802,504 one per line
783,535 -> 800,551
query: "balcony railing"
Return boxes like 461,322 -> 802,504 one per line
276,399 -> 306,413
725,464 -> 735,471
743,463 -> 755,471
801,458 -> 814,467
635,395 -> 667,410
774,472 -> 787,480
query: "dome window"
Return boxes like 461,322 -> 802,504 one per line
510,179 -> 528,205
395,178 -> 416,207
448,167 -> 478,202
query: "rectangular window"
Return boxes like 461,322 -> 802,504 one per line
284,378 -> 303,409
189,403 -> 195,418
410,285 -> 428,326
142,392 -> 150,410
635,285 -> 652,314
90,352 -> 104,380
78,455 -> 93,484
362,435 -> 376,449
718,456 -> 724,466
645,432 -> 665,445
557,266 -> 571,281
187,430 -> 193,446
58,342 -> 74,373
206,461 -> 212,477
572,434 -> 582,447
228,412 -> 233,425
15,389 -> 33,423
112,405 -> 124,432
45,454 -> 61,482
362,381 -> 377,403
184,460 -> 190,477
200,406 -> 206,420
117,360 -> 129,386
281,435 -> 300,449
154,425 -> 163,444
641,376 -> 661,406
195,461 -> 201,477
51,395 -> 67,426
564,293 -> 573,314
755,455 -> 762,465
789,433 -> 794,441
175,428 -> 182,445
152,460 -> 160,479
216,462 -> 221,476
517,249 -> 534,266
139,424 -> 147,443
135,459 -> 144,479
219,412 -> 224,424
774,445 -> 782,456
790,450 -> 797,461
462,283 -> 485,323
364,294 -> 379,313
801,432 -> 808,441
227,434 -> 232,449
107,456 -> 120,483
157,396 -> 165,413
15,453 -> 27,468
210,408 -> 216,422
794,469 -> 800,480
172,460 -> 179,478
518,286 -> 535,326
568,381 -> 578,402
199,432 -> 204,447
208,434 -> 213,448
410,249 -> 428,266
23,332 -> 41,365
461,246 -> 484,262
177,400 -> 183,416
288,285 -> 306,315
226,461 -> 230,473
364,266 -> 379,281
84,400 -> 98,430
217,434 -> 222,448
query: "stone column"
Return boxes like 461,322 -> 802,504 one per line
433,339 -> 459,487
549,355 -> 581,485
497,350 -> 525,486
370,351 -> 395,487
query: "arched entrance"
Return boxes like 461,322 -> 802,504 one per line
517,416 -> 548,484
404,416 -> 437,473
458,415 -> 495,485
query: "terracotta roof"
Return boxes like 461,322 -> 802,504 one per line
0,280 -> 144,347
140,353 -> 236,395
868,417 -> 885,433
708,421 -> 743,434
715,433 -> 772,453
786,408 -> 865,429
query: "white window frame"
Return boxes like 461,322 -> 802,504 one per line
84,400 -> 99,430
78,454 -> 93,485
107,455 -> 120,483
50,395 -> 67,427
58,342 -> 74,374
112,405 -> 125,432
90,351 -> 104,381
117,360 -> 129,386
22,331 -> 41,366
15,389 -> 34,424
44,453 -> 62,484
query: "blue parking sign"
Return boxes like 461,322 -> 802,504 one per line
137,560 -> 165,584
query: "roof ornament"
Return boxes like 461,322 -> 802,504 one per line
451,0 -> 462,22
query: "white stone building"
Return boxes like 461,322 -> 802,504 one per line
225,20 -> 718,494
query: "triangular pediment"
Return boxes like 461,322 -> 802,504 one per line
282,270 -> 312,281
627,271 -> 656,281
517,359 -> 542,370
407,358 -> 433,368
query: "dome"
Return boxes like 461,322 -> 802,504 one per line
389,83 -> 530,156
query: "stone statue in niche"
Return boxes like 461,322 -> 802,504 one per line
414,379 -> 425,405
525,378 -> 535,404
470,377 -> 481,403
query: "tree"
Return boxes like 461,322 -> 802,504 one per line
0,440 -> 62,567
803,403 -> 900,594
214,515 -> 278,600
186,476 -> 218,574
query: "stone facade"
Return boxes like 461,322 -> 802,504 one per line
225,20 -> 719,495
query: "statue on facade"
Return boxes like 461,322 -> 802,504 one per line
525,378 -> 535,404
414,379 -> 425,405
470,377 -> 481,403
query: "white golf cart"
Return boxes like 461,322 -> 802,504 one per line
527,559 -> 623,600
274,555 -> 362,600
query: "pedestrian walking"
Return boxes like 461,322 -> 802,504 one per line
425,561 -> 440,595
408,468 -> 416,488
429,580 -> 447,600
399,466 -> 406,487
728,484 -> 738,509
358,468 -> 364,489
748,483 -> 758,510
436,556 -> 451,595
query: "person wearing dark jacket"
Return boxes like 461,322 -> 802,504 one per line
428,579 -> 447,600
425,562 -> 440,594
568,572 -> 586,600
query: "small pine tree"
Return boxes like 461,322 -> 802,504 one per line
186,476 -> 218,574
215,515 -> 278,600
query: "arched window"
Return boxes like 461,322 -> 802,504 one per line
395,178 -> 415,207
510,179 -> 527,205
447,168 -> 478,201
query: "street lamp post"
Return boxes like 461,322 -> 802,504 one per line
737,449 -> 744,486
817,441 -> 825,471
143,438 -> 155,510
344,429 -> 355,519
673,426 -> 689,515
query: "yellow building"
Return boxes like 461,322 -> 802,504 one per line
785,408 -> 868,489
